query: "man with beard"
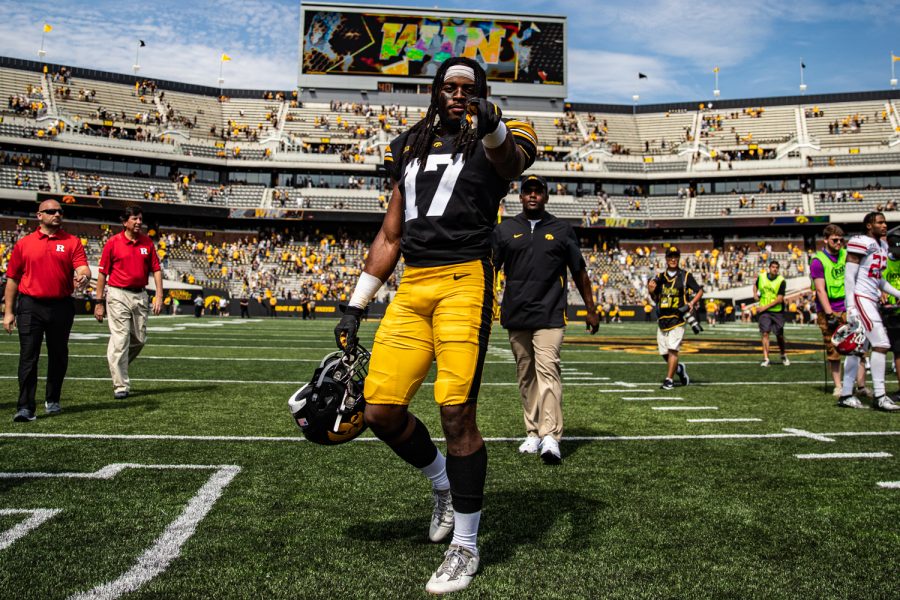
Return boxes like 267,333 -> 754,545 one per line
333,57 -> 537,593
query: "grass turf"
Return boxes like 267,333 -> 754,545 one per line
0,317 -> 897,599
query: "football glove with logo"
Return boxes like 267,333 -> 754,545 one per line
334,304 -> 364,352
466,98 -> 502,140
288,346 -> 369,445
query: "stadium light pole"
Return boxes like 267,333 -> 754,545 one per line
38,26 -> 47,58
133,41 -> 142,75
632,94 -> 639,116
799,58 -> 807,94
891,51 -> 898,89
713,67 -> 720,99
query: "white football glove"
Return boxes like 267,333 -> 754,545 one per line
846,306 -> 860,327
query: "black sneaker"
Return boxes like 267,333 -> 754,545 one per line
12,409 -> 36,422
676,363 -> 690,386
660,378 -> 675,391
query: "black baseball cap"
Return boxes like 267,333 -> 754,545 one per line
666,246 -> 681,257
520,174 -> 547,191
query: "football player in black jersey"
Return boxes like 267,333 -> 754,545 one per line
334,57 -> 537,594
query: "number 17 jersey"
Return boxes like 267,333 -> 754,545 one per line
384,120 -> 537,267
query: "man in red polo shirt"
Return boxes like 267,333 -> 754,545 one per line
94,205 -> 163,399
4,199 -> 90,422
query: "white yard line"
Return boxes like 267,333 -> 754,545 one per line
876,481 -> 900,488
783,428 -> 836,442
794,452 -> 892,459
688,418 -> 763,423
0,508 -> 62,551
0,463 -> 240,600
622,396 -> 684,401
652,406 -> 718,411
1,430 -> 898,444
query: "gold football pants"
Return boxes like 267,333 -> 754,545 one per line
365,258 -> 493,406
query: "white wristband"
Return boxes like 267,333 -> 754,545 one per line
481,120 -> 508,149
349,272 -> 383,309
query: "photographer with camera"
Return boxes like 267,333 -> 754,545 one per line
648,246 -> 703,390
753,260 -> 789,367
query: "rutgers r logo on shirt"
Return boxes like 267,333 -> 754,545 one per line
56,244 -> 65,252
140,248 -> 148,255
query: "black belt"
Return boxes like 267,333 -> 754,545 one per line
112,286 -> 146,293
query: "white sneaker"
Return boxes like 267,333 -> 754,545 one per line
875,395 -> 900,412
838,395 -> 866,409
539,435 -> 561,465
781,355 -> 790,366
425,544 -> 479,594
429,488 -> 454,543
760,358 -> 770,367
518,436 -> 541,454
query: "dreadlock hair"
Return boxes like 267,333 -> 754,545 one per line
403,57 -> 489,170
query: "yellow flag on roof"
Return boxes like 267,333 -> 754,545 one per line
221,53 -> 232,62
712,66 -> 719,73
893,54 -> 900,62
43,23 -> 52,32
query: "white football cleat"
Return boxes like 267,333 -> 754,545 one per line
760,358 -> 770,367
429,488 -> 454,543
875,395 -> 900,412
425,544 -> 479,594
837,395 -> 866,409
518,436 -> 541,454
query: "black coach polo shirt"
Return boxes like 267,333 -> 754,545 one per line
492,211 -> 586,330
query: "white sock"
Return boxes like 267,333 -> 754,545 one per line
420,452 -> 450,491
450,510 -> 481,553
842,355 -> 860,396
871,352 -> 886,397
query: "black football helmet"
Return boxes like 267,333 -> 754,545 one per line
288,346 -> 369,445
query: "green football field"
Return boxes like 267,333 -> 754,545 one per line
0,316 -> 897,599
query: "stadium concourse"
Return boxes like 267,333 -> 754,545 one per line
1,52 -> 899,598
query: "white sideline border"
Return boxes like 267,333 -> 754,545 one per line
0,508 -> 62,551
3,429 -> 898,444
877,481 -> 900,488
0,463 -> 241,600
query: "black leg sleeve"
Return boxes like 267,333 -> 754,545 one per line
381,416 -> 439,469
446,444 -> 487,514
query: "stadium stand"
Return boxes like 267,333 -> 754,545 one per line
3,56 -> 900,308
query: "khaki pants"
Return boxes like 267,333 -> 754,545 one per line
106,286 -> 149,393
508,328 -> 565,440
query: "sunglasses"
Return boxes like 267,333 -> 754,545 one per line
39,208 -> 64,215
828,237 -> 844,242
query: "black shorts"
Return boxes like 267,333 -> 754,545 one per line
758,311 -> 785,334
887,327 -> 900,355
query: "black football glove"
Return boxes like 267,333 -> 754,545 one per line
466,98 -> 502,140
334,304 -> 364,352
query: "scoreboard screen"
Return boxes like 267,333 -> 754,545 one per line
299,3 -> 566,95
